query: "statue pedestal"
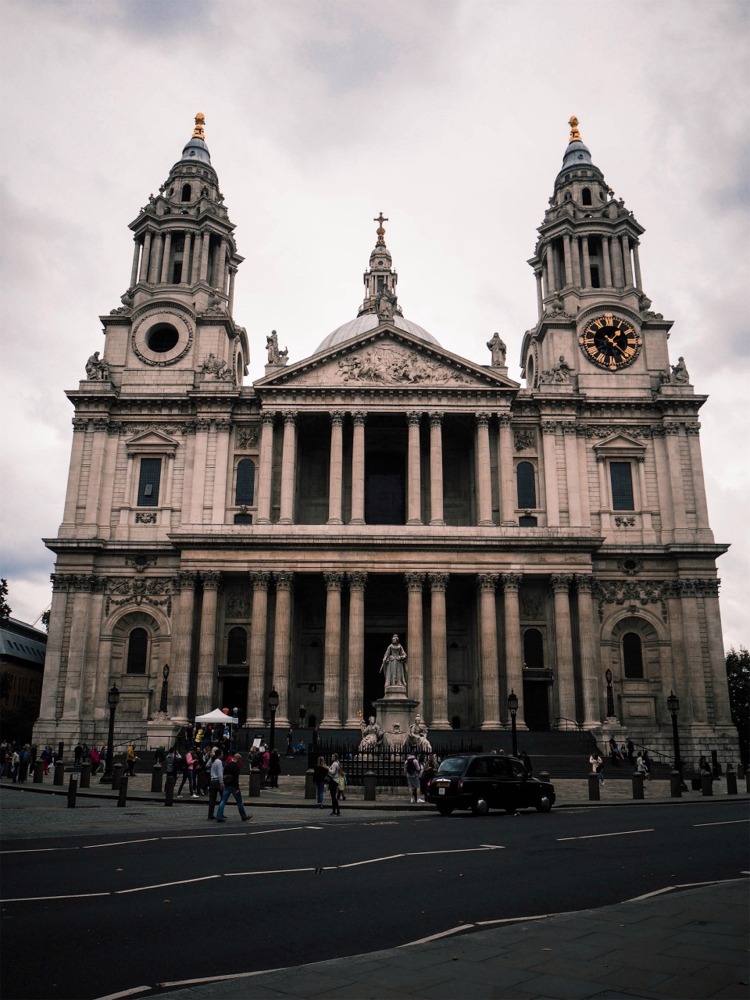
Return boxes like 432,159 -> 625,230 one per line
146,716 -> 179,750
374,692 -> 419,750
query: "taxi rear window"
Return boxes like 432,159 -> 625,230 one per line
437,758 -> 467,775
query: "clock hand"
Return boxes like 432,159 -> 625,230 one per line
604,333 -> 627,357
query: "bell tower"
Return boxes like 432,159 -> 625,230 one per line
98,113 -> 249,392
521,117 -> 674,395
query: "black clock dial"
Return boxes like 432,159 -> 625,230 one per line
578,313 -> 642,370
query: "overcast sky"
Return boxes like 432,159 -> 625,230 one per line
1,0 -> 748,651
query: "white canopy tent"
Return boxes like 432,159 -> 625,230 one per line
194,709 -> 239,725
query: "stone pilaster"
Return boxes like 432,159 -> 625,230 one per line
497,413 -> 515,523
407,412 -> 422,524
477,573 -> 500,728
272,572 -> 293,727
551,574 -> 577,727
196,571 -> 221,715
170,571 -> 198,723
475,414 -> 494,525
429,573 -> 450,728
350,412 -> 366,524
321,572 -> 344,728
502,573 -> 524,727
405,573 -> 425,710
256,412 -> 275,524
429,413 -> 445,525
345,572 -> 367,726
575,574 -> 600,729
247,572 -> 270,725
327,411 -> 344,524
278,411 -> 298,524
541,421 -> 560,526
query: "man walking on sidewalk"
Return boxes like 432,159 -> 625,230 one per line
215,753 -> 251,823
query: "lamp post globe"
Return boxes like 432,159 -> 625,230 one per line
232,707 -> 239,752
268,688 -> 280,753
100,684 -> 120,783
507,689 -> 519,757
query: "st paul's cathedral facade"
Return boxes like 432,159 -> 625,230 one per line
34,115 -> 737,761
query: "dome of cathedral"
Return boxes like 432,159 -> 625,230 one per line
314,312 -> 440,354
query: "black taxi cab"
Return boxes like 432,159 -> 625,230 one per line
426,753 -> 555,816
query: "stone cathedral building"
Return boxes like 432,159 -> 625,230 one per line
34,114 -> 736,761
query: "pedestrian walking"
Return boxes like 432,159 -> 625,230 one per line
327,753 -> 342,814
126,743 -> 137,777
215,753 -> 251,823
269,749 -> 281,788
286,728 -> 294,758
313,756 -> 328,808
404,753 -> 423,803
590,752 -> 605,783
177,749 -> 199,797
337,763 -> 347,801
207,748 -> 223,820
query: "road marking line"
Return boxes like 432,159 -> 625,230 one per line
337,853 -> 405,868
0,847 -> 80,855
224,867 -> 314,877
156,967 -> 285,989
94,987 -> 151,1000
557,828 -> 654,841
405,848 -> 494,857
83,838 -> 159,849
693,819 -> 750,828
479,844 -> 506,850
116,875 -> 220,894
400,924 -> 472,946
625,877 -> 741,902
477,912 -> 560,927
1,891 -> 111,902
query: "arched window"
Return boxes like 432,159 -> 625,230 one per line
623,632 -> 644,678
524,629 -> 544,669
181,183 -> 191,202
235,459 -> 255,506
516,462 -> 536,508
126,627 -> 148,674
227,627 -> 247,664
581,187 -> 592,206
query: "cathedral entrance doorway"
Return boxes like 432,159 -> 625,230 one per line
522,678 -> 551,731
365,452 -> 405,524
220,676 -> 248,727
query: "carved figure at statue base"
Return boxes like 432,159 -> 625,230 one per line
405,714 -> 431,754
380,634 -> 407,689
358,715 -> 384,752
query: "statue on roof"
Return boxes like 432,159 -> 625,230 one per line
266,330 -> 288,365
487,332 -> 507,367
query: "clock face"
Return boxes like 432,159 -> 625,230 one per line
579,313 -> 642,370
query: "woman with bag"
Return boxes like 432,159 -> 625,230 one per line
313,756 -> 329,808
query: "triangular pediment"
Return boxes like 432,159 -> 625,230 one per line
254,326 -> 519,393
592,433 -> 645,456
125,429 -> 179,454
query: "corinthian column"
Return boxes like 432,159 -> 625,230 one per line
475,414 -> 494,525
345,572 -> 367,726
429,413 -> 445,525
170,571 -> 198,723
407,412 -> 422,524
256,413 -> 275,524
405,573 -> 425,709
429,573 -> 450,729
321,572 -> 344,728
272,572 -> 293,727
350,412 -> 366,524
247,572 -> 270,725
477,574 -> 500,728
575,574 -> 600,728
278,411 -> 298,524
327,411 -> 344,524
195,571 -> 221,715
551,574 -> 577,727
502,573 -> 524,728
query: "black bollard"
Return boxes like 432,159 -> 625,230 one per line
80,762 -> 91,788
305,768 -> 315,800
632,771 -> 644,800
53,761 -> 65,786
670,770 -> 683,798
364,770 -> 377,802
118,776 -> 128,807
588,773 -> 600,801
248,768 -> 262,798
726,765 -> 737,795
112,763 -> 124,790
711,750 -> 721,778
57,741 -> 65,760
165,775 -> 175,807
151,764 -> 163,793
33,761 -> 44,784
67,773 -> 78,808
701,772 -> 713,796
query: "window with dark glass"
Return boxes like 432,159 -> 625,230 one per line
126,627 -> 148,674
227,627 -> 247,664
518,515 -> 538,527
516,462 -> 536,508
235,459 -> 255,506
610,462 -> 634,510
524,628 -> 545,669
181,183 -> 191,202
623,632 -> 644,678
137,458 -> 162,506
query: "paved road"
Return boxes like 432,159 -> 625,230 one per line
1,794 -> 747,999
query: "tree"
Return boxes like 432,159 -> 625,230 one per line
0,579 -> 11,625
40,609 -> 50,632
726,646 -> 750,766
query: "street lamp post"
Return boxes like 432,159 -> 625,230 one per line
268,688 -> 279,753
100,684 -> 120,783
232,707 -> 239,753
507,689 -> 519,757
667,690 -> 685,787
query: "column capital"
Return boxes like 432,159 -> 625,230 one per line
574,573 -> 596,594
501,573 -> 522,591
174,570 -> 199,593
429,411 -> 444,427
475,413 -> 491,428
282,410 -> 298,426
429,572 -> 448,592
498,413 -> 511,427
477,573 -> 499,592
551,574 -> 574,592
541,420 -> 558,435
407,411 -> 422,426
352,411 -> 367,426
330,410 -> 345,427
324,571 -> 344,591
405,572 -> 425,592
250,571 -> 271,590
201,571 -> 221,590
274,571 -> 294,591
347,571 -> 368,591
261,411 -> 275,427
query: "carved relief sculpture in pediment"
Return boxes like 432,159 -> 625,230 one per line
336,345 -> 468,386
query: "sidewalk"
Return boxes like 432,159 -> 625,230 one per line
148,878 -> 749,999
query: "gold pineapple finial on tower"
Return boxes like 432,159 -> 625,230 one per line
568,115 -> 582,143
192,112 -> 206,139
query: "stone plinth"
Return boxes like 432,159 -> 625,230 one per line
146,717 -> 180,750
374,692 -> 419,750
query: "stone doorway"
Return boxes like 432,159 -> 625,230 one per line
523,678 -> 551,731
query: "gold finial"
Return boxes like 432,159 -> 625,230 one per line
192,112 -> 206,139
374,211 -> 388,247
568,115 -> 582,143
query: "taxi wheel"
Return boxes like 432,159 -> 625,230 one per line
471,798 -> 489,816
437,802 -> 455,816
536,795 -> 552,813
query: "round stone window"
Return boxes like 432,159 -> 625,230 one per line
147,323 -> 180,353
132,310 -> 193,366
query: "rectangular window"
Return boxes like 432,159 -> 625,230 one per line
610,462 -> 634,510
137,458 -> 162,507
